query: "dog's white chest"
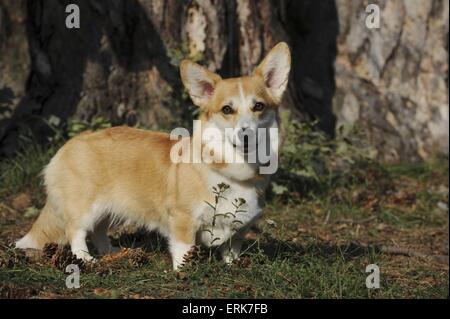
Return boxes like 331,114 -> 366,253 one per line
193,173 -> 262,247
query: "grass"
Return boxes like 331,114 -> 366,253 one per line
0,132 -> 448,299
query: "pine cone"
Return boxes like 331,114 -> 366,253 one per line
128,248 -> 148,267
42,243 -> 59,260
0,249 -> 29,268
50,246 -> 85,271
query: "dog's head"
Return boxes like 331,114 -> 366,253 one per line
180,42 -> 291,154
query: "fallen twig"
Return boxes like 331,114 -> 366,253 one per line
356,241 -> 449,265
333,216 -> 378,225
379,245 -> 427,258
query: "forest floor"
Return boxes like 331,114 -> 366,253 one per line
0,141 -> 448,299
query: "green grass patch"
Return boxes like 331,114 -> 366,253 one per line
0,122 -> 448,299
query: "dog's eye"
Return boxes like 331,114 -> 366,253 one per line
221,105 -> 234,115
253,102 -> 265,112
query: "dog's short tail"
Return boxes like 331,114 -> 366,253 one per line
15,202 -> 66,250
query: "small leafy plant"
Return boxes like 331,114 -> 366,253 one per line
272,120 -> 375,199
202,183 -> 247,261
203,182 -> 230,245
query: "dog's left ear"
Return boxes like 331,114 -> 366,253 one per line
254,42 -> 291,104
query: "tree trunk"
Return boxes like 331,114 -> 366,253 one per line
0,0 -> 30,152
0,0 -> 339,156
334,0 -> 449,162
1,0 -> 448,162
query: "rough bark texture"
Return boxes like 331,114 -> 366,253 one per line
0,1 -> 30,126
334,0 -> 449,162
0,0 -> 447,162
0,0 -> 339,156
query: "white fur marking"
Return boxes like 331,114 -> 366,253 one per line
15,234 -> 39,249
169,240 -> 193,270
71,229 -> 94,261
238,80 -> 246,109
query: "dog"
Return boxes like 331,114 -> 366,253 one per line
16,42 -> 291,270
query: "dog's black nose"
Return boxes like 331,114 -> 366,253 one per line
237,127 -> 250,140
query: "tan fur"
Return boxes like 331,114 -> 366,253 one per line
19,128 -> 214,255
44,127 -> 213,240
205,76 -> 277,114
25,202 -> 66,247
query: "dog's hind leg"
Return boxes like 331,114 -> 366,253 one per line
92,218 -> 120,255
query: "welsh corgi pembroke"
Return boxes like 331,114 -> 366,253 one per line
16,42 -> 291,270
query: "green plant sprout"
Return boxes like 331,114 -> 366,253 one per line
202,183 -> 247,262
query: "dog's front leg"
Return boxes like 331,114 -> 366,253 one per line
220,233 -> 245,264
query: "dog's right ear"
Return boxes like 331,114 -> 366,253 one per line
180,60 -> 222,109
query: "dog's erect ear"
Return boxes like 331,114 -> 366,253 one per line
180,60 -> 222,108
254,42 -> 291,104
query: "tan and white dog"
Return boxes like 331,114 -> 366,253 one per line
16,42 -> 291,270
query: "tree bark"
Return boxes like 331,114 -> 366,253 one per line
0,0 -> 30,151
334,0 -> 449,162
1,0 -> 447,162
0,0 -> 340,156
